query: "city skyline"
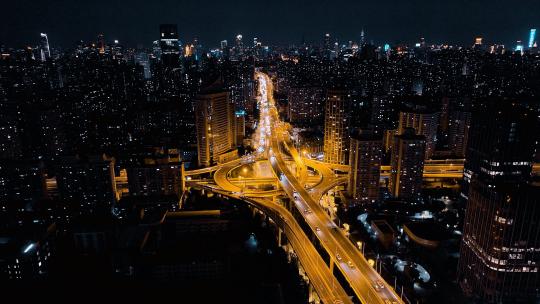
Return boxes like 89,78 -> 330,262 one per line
1,0 -> 540,48
2,5 -> 540,302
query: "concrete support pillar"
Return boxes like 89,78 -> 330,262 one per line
277,228 -> 282,246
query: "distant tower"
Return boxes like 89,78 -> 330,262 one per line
323,89 -> 350,165
360,29 -> 366,47
528,28 -> 537,48
235,34 -> 244,58
159,24 -> 180,67
348,130 -> 383,204
39,33 -> 51,61
389,128 -> 425,200
97,33 -> 105,54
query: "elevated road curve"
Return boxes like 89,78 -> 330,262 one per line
259,72 -> 403,304
197,186 -> 352,304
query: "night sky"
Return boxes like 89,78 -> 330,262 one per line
1,0 -> 539,48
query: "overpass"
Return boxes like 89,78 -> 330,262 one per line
183,72 -> 404,303
260,72 -> 403,304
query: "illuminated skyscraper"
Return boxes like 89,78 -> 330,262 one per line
39,33 -> 50,61
159,24 -> 180,67
323,89 -> 350,165
389,128 -> 425,200
529,28 -> 536,48
348,130 -> 382,204
195,84 -> 237,167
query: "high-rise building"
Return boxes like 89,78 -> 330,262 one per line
159,24 -> 180,67
348,130 -> 383,204
458,100 -> 540,302
56,154 -> 117,214
528,29 -> 536,48
39,33 -> 50,62
461,101 -> 538,198
234,34 -> 244,59
370,95 -> 397,135
288,86 -> 324,125
195,84 -> 237,167
389,128 -> 425,200
126,148 -> 184,197
397,103 -> 439,159
323,89 -> 350,165
448,109 -> 471,158
459,180 -> 540,303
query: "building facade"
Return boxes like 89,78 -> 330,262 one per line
323,89 -> 350,165
348,131 -> 383,204
389,128 -> 425,200
195,87 -> 236,167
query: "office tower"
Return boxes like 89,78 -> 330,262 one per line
397,103 -> 439,159
515,41 -> 524,54
529,29 -> 536,48
389,128 -> 425,200
159,24 -> 180,67
288,86 -> 324,125
360,29 -> 366,47
234,34 -> 243,59
461,101 -> 538,198
323,89 -> 350,165
348,130 -> 383,204
97,33 -> 105,54
195,84 -> 236,167
458,102 -> 540,303
39,33 -> 50,62
447,109 -> 471,158
152,40 -> 162,58
126,148 -> 184,197
459,180 -> 540,303
323,33 -> 332,58
220,40 -> 228,49
55,154 -> 117,214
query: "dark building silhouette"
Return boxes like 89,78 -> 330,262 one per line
389,128 -> 425,200
458,100 -> 540,303
159,24 -> 180,68
348,130 -> 382,204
